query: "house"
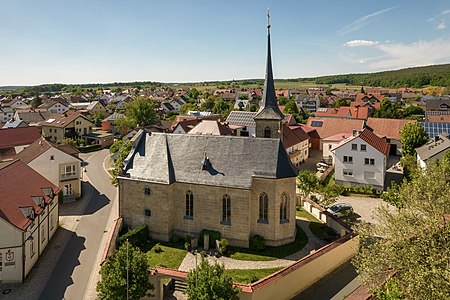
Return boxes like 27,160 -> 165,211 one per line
16,138 -> 82,202
419,121 -> 450,139
13,109 -> 51,126
1,97 -> 29,109
102,112 -> 126,134
160,102 -> 176,113
425,97 -> 450,120
0,106 -> 14,122
365,118 -> 416,156
0,127 -> 41,161
85,101 -> 107,115
416,133 -> 450,169
427,115 -> 450,123
314,106 -> 369,120
333,128 -> 390,191
305,117 -> 365,149
283,125 -> 310,167
82,131 -> 114,148
0,160 -> 60,283
110,95 -> 133,110
39,99 -> 70,114
119,23 -> 298,248
187,120 -> 234,136
226,111 -> 257,137
170,115 -> 222,134
41,111 -> 94,143
322,133 -> 353,164
2,119 -> 28,129
294,95 -> 320,113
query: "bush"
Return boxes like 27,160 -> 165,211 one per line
219,238 -> 228,255
199,229 -> 221,249
200,250 -> 207,258
153,243 -> 163,253
78,144 -> 103,153
117,224 -> 149,247
184,242 -> 191,252
249,234 -> 266,251
109,139 -> 123,154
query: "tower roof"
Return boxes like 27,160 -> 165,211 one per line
254,11 -> 285,121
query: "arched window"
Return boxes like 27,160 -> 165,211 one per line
222,194 -> 231,224
185,190 -> 193,219
280,193 -> 289,223
264,126 -> 271,138
143,186 -> 151,196
259,192 -> 268,223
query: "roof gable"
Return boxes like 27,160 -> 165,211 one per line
0,127 -> 41,149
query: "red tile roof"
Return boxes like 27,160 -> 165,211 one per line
283,124 -> 309,149
366,117 -> 416,140
333,128 -> 390,156
16,137 -> 81,164
0,160 -> 60,230
306,117 -> 365,139
427,115 -> 450,123
42,110 -> 92,128
315,106 -> 369,120
0,127 -> 41,149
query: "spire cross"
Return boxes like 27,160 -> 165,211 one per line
267,9 -> 271,29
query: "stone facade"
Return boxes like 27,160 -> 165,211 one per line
119,176 -> 296,248
255,119 -> 283,141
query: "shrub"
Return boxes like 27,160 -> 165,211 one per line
219,238 -> 228,255
184,242 -> 191,252
199,229 -> 221,249
117,224 -> 149,247
249,234 -> 266,251
153,243 -> 163,253
200,250 -> 207,258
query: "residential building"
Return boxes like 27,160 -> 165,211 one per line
85,101 -> 107,115
0,160 -> 60,283
294,95 -> 320,113
39,99 -> 70,114
365,118 -> 416,156
226,111 -> 257,137
187,120 -> 234,136
283,125 -> 310,167
16,138 -> 82,201
416,133 -> 450,169
333,128 -> 390,191
314,106 -> 369,120
425,97 -> 450,120
322,133 -> 353,164
13,109 -> 51,126
0,127 -> 41,161
41,111 -> 94,143
0,106 -> 14,122
419,121 -> 450,139
101,112 -> 125,134
119,21 -> 298,248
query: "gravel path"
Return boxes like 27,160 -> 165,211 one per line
178,217 -> 327,272
334,195 -> 395,225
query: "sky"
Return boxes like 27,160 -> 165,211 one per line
0,0 -> 449,86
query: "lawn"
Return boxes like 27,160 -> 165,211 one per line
144,241 -> 187,269
296,207 -> 338,241
228,225 -> 308,261
224,267 -> 283,284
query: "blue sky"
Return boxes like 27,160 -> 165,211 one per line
0,0 -> 449,85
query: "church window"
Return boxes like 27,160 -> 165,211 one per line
185,190 -> 193,219
144,186 -> 151,196
280,193 -> 289,223
221,195 -> 231,225
258,192 -> 268,223
264,126 -> 271,138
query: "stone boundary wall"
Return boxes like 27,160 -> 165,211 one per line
100,217 -> 123,265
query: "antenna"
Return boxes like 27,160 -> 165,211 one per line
267,8 -> 271,29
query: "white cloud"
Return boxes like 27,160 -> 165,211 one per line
367,38 -> 450,70
344,40 -> 379,47
437,22 -> 446,29
340,6 -> 398,35
428,9 -> 450,29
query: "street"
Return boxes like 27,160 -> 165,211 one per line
40,149 -> 117,300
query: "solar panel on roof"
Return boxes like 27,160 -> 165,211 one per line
419,122 -> 450,139
311,121 -> 323,127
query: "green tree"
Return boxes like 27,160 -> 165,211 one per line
283,101 -> 299,114
179,103 -> 198,114
334,98 -> 350,108
353,160 -> 450,299
278,96 -> 288,105
97,241 -> 154,300
31,95 -> 42,108
115,116 -> 136,134
212,99 -> 231,117
186,259 -> 240,300
248,104 -> 258,112
297,170 -> 319,199
200,96 -> 215,111
91,111 -> 105,127
125,96 -> 158,127
60,138 -> 77,149
399,122 -> 428,156
111,140 -> 133,185
188,88 -> 200,101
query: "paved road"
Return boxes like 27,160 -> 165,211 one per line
40,150 -> 117,300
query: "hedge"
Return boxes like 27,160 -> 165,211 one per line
117,224 -> 149,247
78,144 -> 103,153
199,229 -> 221,249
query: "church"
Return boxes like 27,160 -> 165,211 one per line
118,18 -> 298,247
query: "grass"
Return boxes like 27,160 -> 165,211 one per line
224,267 -> 283,284
228,225 -> 308,261
296,207 -> 338,241
143,241 -> 188,269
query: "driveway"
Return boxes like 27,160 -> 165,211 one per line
334,195 -> 395,225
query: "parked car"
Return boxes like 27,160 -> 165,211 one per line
326,203 -> 354,218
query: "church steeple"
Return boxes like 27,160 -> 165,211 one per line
254,10 -> 285,140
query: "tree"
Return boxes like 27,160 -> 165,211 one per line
248,104 -> 258,112
31,95 -> 42,108
212,99 -> 231,117
115,116 -> 135,134
186,259 -> 240,300
200,96 -> 215,111
278,96 -> 288,105
111,140 -> 133,185
334,98 -> 350,108
297,170 -> 319,199
91,111 -> 105,127
399,122 -> 428,156
125,96 -> 158,128
97,241 -> 154,300
60,138 -> 77,149
353,160 -> 450,299
283,101 -> 299,114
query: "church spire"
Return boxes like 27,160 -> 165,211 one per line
254,9 -> 284,121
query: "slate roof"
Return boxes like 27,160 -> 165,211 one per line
86,101 -> 103,111
16,138 -> 81,164
122,133 -> 298,189
416,133 -> 450,161
333,128 -> 390,156
0,127 -> 41,149
366,118 -> 416,140
0,160 -> 60,230
425,98 -> 450,111
226,111 -> 257,127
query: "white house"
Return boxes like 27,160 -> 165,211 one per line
333,128 -> 390,191
0,160 -> 60,283
295,95 -> 320,113
321,132 -> 352,165
0,106 -> 14,122
416,133 -> 450,169
17,138 -> 82,202
42,100 -> 70,114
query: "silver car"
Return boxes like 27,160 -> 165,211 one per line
326,203 -> 354,218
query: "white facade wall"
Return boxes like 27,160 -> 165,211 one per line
334,137 -> 386,190
322,141 -> 341,164
0,108 -> 14,122
48,103 -> 69,114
